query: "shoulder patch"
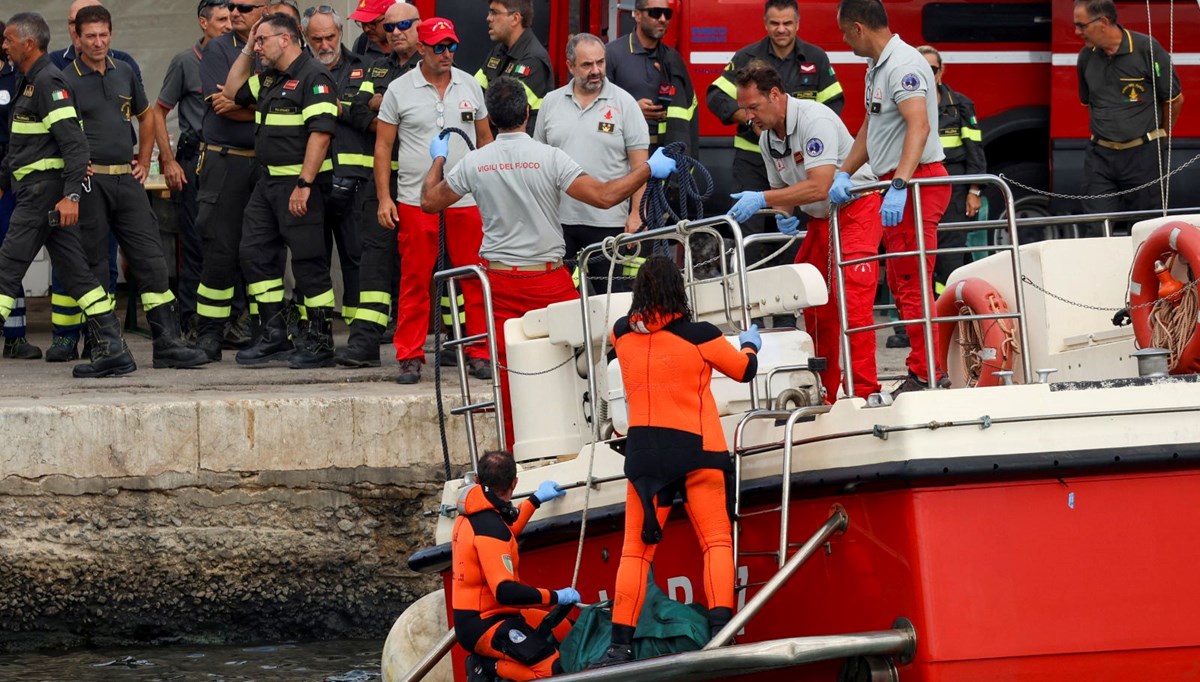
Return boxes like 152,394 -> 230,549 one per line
371,67 -> 389,78
467,510 -> 513,541
900,73 -> 921,92
805,137 -> 824,157
487,56 -> 502,70
350,68 -> 363,79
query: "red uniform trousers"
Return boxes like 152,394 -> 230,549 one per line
798,194 -> 884,400
473,608 -> 573,681
490,266 -> 580,449
880,163 -> 951,380
393,203 -> 487,362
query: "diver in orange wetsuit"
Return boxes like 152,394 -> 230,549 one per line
451,450 -> 580,681
592,256 -> 761,667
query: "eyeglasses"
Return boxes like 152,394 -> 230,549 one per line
435,101 -> 445,129
1073,16 -> 1102,29
229,2 -> 265,13
431,41 -> 458,54
384,19 -> 416,32
643,7 -> 673,20
487,8 -> 515,17
254,31 -> 286,45
302,5 -> 334,18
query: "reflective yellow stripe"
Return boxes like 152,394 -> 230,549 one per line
520,81 -> 543,111
249,74 -> 261,99
12,120 -> 49,135
249,301 -> 260,315
247,279 -> 284,296
391,160 -> 399,171
359,81 -> 376,95
52,312 -> 84,326
733,136 -> 760,153
711,74 -> 737,99
13,158 -> 64,180
815,82 -> 843,104
264,113 -> 303,126
940,135 -> 963,149
441,294 -> 465,306
305,289 -> 336,308
337,152 -> 373,168
256,289 -> 285,303
52,293 -> 80,308
354,308 -> 389,327
961,126 -> 983,142
666,95 -> 696,121
656,121 -> 667,136
140,290 -> 176,310
196,302 -> 232,318
198,283 -> 234,300
474,69 -> 489,89
0,295 -> 14,319
267,159 -> 333,176
622,257 -> 645,277
341,306 -> 357,322
358,291 -> 391,306
442,312 -> 466,323
79,286 -> 114,315
303,102 -> 339,120
44,106 -> 79,126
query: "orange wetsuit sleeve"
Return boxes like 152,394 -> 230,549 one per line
697,335 -> 757,383
510,498 -> 537,536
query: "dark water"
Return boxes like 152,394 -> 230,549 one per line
0,640 -> 384,682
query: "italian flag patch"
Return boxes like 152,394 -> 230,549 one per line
312,84 -> 331,95
513,64 -> 531,77
51,89 -> 69,101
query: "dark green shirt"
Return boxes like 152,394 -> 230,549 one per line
62,56 -> 148,165
1078,27 -> 1182,142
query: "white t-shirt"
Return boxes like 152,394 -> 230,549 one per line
862,34 -> 944,175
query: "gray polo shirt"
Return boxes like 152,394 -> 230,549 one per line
62,56 -> 149,165
862,34 -> 943,175
761,97 -> 875,219
157,41 -> 206,141
444,132 -> 585,265
378,63 -> 487,208
533,79 -> 649,227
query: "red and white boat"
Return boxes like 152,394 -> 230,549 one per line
398,181 -> 1200,681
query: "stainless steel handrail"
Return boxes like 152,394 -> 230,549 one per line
731,408 -> 792,563
432,265 -> 505,468
777,406 -> 833,566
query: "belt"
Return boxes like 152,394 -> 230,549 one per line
200,142 -> 256,158
1092,129 -> 1166,151
90,163 -> 131,175
482,259 -> 563,272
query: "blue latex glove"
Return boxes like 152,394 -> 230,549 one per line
739,323 -> 762,351
429,131 -> 449,161
880,185 -> 908,227
727,191 -> 766,223
775,213 -> 801,236
533,480 -> 565,504
828,171 -> 854,205
646,147 -> 676,179
554,587 -> 581,606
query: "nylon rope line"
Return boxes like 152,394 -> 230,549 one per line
1144,0 -> 1167,212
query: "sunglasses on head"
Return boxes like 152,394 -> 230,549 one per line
302,4 -> 334,18
229,2 -> 265,13
643,7 -> 673,20
199,0 -> 229,8
431,41 -> 458,54
384,19 -> 416,32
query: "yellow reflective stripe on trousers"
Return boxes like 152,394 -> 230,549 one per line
196,302 -> 232,318
520,81 -> 543,111
733,136 -> 760,153
140,290 -> 176,311
341,306 -> 358,322
44,106 -> 79,126
0,295 -> 14,320
358,290 -> 391,306
667,95 -> 697,121
247,279 -> 284,297
940,135 -> 963,149
337,152 -> 373,168
474,69 -> 489,89
13,158 -> 65,180
78,286 -> 114,315
816,82 -> 843,104
304,290 -> 336,308
303,102 -> 339,120
52,312 -> 84,326
198,283 -> 235,300
267,159 -> 333,176
961,126 -> 983,142
52,293 -> 79,307
353,308 -> 389,327
711,74 -> 737,99
11,120 -> 49,135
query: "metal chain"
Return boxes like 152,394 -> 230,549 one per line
999,152 -> 1200,201
495,353 -> 576,377
1020,273 -> 1200,312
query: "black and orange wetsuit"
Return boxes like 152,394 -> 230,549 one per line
451,484 -> 572,680
608,311 -> 757,635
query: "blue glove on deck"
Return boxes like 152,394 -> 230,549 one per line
880,185 -> 908,227
775,214 -> 801,236
429,131 -> 449,161
828,171 -> 854,205
739,323 -> 762,352
727,191 -> 766,223
533,480 -> 566,504
647,148 -> 676,179
554,587 -> 581,606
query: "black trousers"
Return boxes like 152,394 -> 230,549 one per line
1081,141 -> 1166,237
195,149 -> 258,321
78,172 -> 171,305
240,177 -> 332,306
0,179 -> 109,318
321,179 -> 363,320
174,149 -> 203,321
934,182 -> 971,286
732,148 -> 799,269
562,223 -> 630,294
352,180 -> 398,328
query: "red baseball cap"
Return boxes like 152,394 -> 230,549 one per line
418,17 -> 459,45
349,0 -> 392,23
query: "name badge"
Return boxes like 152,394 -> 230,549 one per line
598,121 -> 615,134
371,67 -> 389,78
869,102 -> 882,114
461,111 -> 475,122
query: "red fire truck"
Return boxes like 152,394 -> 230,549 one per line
408,0 -> 1200,217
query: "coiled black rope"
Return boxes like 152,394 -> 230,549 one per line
637,141 -> 714,231
433,127 -> 475,480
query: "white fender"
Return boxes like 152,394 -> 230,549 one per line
381,589 -> 454,682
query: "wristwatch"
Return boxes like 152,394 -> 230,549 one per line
65,193 -> 81,203
296,177 -> 311,189
890,178 -> 908,191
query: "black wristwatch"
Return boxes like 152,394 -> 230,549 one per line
890,178 -> 908,191
296,177 -> 311,189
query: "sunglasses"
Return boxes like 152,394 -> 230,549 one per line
643,7 -> 673,20
435,101 -> 445,129
384,19 -> 416,32
229,2 -> 265,13
302,4 -> 334,18
431,41 -> 458,54
930,65 -> 941,74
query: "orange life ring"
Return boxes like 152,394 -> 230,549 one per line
935,277 -> 1017,387
1128,221 -> 1200,374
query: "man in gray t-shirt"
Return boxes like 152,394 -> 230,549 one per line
830,0 -> 951,394
421,75 -> 675,450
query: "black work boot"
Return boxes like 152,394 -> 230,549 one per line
72,312 -> 137,378
45,333 -> 80,362
235,302 -> 294,366
708,606 -> 734,644
289,307 -> 335,369
146,302 -> 210,369
4,336 -> 43,360
195,316 -> 226,362
335,321 -> 382,368
464,654 -> 499,682
589,624 -> 634,668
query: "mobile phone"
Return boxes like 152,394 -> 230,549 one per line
657,83 -> 675,106
47,210 -> 61,228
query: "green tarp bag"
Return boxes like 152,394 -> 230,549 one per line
558,572 -> 712,673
